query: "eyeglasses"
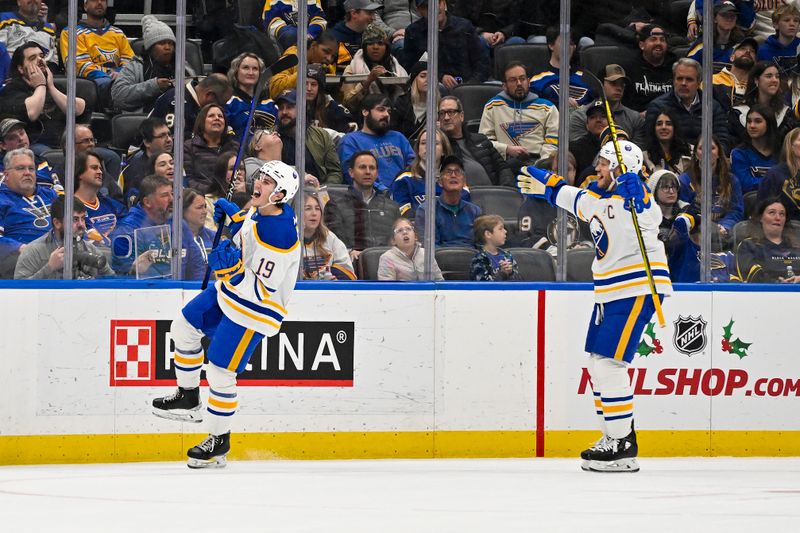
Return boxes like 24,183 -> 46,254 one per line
152,132 -> 173,140
11,165 -> 35,173
76,137 -> 97,145
659,184 -> 677,191
442,168 -> 464,176
505,76 -> 529,85
437,109 -> 461,118
393,226 -> 414,235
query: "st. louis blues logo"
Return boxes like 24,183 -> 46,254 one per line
24,204 -> 52,229
589,216 -> 609,260
673,315 -> 707,356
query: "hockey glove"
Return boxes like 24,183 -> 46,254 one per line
213,198 -> 246,237
208,240 -> 243,280
517,166 -> 566,205
617,172 -> 648,214
674,205 -> 700,234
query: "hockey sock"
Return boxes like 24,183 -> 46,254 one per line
205,363 -> 238,436
586,356 -> 608,435
591,355 -> 634,439
170,313 -> 205,389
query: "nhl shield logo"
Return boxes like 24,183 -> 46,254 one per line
673,315 -> 707,356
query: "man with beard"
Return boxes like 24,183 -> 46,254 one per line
0,0 -> 56,64
275,89 -> 342,185
622,25 -> 676,113
337,93 -> 414,190
479,61 -> 559,167
713,37 -> 757,110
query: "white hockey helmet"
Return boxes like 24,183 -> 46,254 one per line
256,160 -> 299,204
597,140 -> 644,175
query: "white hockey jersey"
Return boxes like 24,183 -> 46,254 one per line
215,204 -> 300,337
555,184 -> 673,303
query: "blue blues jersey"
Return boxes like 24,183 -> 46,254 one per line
0,183 -> 58,256
225,88 -> 279,142
530,67 -> 593,107
390,171 -> 470,218
730,146 -> 777,194
79,194 -> 127,246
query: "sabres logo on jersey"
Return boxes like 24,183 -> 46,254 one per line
501,120 -> 540,145
589,216 -> 609,260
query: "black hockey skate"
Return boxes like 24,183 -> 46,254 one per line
152,387 -> 202,423
580,428 -> 639,473
187,432 -> 230,469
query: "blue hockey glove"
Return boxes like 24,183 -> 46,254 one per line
208,240 -> 242,280
516,166 -> 566,205
213,198 -> 246,236
617,172 -> 648,214
674,205 -> 700,234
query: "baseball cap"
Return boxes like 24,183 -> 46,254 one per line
275,89 -> 297,106
0,118 -> 25,138
715,0 -> 738,15
415,0 -> 428,6
637,24 -> 666,41
734,37 -> 758,52
585,100 -> 606,118
439,154 -> 464,173
344,0 -> 381,11
601,64 -> 629,83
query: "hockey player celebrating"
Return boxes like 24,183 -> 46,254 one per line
152,160 -> 300,469
518,141 -> 672,472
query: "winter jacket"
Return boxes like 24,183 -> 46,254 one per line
269,45 -> 337,99
402,13 -> 489,83
377,0 -> 419,31
341,49 -> 407,112
14,230 -> 114,280
450,0 -> 522,39
448,131 -> 514,187
110,56 -> 196,113
377,243 -> 443,281
569,101 -> 646,145
470,248 -> 520,281
479,89 -> 559,161
390,89 -> 426,140
323,187 -> 400,251
414,195 -> 482,248
644,90 -> 732,152
183,135 -> 240,194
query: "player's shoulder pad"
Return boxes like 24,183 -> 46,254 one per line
254,207 -> 299,252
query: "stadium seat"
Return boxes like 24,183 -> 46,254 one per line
110,114 -> 147,153
323,183 -> 351,201
358,246 -> 391,280
732,220 -> 759,251
41,149 -> 64,174
743,191 -> 758,219
579,45 -> 639,82
238,0 -> 264,25
435,247 -> 476,280
468,186 -> 524,232
53,77 -> 97,117
130,38 -> 205,76
672,45 -> 690,58
451,84 -> 502,133
566,248 -> 595,281
507,248 -> 556,281
494,44 -> 551,81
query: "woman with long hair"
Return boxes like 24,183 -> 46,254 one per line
340,24 -> 407,113
678,134 -> 744,248
758,127 -> 800,221
390,127 -> 453,218
225,52 -> 279,141
730,104 -> 780,194
183,103 -> 239,193
147,150 -> 177,183
731,61 -> 796,142
301,191 -> 355,280
391,60 -> 438,140
182,188 -> 215,264
735,197 -> 800,282
306,64 -> 354,133
642,110 -> 693,174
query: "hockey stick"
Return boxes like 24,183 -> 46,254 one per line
201,53 -> 299,289
582,69 -> 666,327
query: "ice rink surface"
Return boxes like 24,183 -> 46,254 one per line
1,457 -> 799,532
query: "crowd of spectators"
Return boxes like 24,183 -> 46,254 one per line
4,0 -> 800,283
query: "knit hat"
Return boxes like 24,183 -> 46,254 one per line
307,64 -> 327,90
142,15 -> 176,51
647,168 -> 685,205
408,53 -> 428,85
362,24 -> 388,46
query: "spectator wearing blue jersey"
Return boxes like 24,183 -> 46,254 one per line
731,104 -> 780,194
756,4 -> 800,64
678,135 -> 744,250
73,150 -> 126,247
225,52 -> 278,143
757,127 -> 800,222
415,155 -> 482,248
686,1 -> 747,73
338,93 -> 414,190
0,147 -> 58,277
390,127 -> 452,218
262,0 -> 328,52
529,27 -> 593,109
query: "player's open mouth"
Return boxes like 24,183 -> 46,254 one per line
252,190 -> 262,199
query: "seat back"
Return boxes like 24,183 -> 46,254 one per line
743,191 -> 758,219
494,44 -> 551,81
566,248 -> 595,281
53,77 -> 97,118
579,45 -> 639,82
434,247 -> 477,280
111,114 -> 148,152
451,84 -> 502,132
131,38 -> 204,76
732,220 -> 759,251
238,0 -> 265,25
468,186 -> 524,231
358,246 -> 391,280
40,149 -> 64,174
506,248 -> 556,281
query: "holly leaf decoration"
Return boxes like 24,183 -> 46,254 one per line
730,338 -> 752,359
643,322 -> 656,341
637,341 -> 654,357
723,318 -> 735,340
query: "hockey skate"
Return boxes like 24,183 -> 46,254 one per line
580,428 -> 639,473
152,387 -> 203,423
187,432 -> 230,469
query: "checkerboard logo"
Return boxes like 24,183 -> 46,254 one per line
110,320 -> 156,385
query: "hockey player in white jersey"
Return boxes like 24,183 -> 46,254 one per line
518,141 -> 672,472
152,160 -> 301,469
